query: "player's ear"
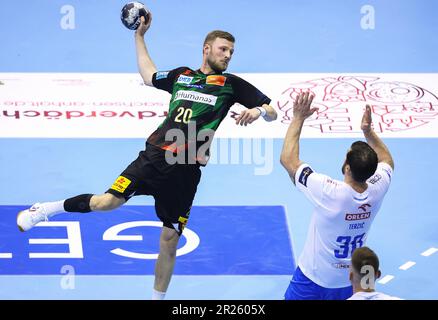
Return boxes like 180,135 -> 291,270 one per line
203,43 -> 211,55
376,269 -> 381,279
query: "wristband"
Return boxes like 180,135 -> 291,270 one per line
256,107 -> 267,117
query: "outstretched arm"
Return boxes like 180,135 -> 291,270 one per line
361,105 -> 394,170
280,92 -> 318,182
235,104 -> 277,126
135,15 -> 157,86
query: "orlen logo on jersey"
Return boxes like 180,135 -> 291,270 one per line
177,75 -> 193,84
345,204 -> 371,221
358,204 -> 371,212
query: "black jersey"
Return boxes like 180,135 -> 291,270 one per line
149,67 -> 271,164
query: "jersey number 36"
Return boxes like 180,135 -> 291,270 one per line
334,233 -> 365,259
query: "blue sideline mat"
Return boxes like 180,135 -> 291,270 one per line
0,205 -> 294,275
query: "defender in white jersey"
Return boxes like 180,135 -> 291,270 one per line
280,92 -> 394,300
348,247 -> 402,300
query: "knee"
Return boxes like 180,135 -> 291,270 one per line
160,236 -> 179,257
90,194 -> 124,211
161,240 -> 177,257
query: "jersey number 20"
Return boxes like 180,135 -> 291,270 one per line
175,107 -> 193,124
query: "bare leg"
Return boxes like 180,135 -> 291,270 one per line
154,226 -> 180,293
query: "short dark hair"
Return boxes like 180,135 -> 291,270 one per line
346,141 -> 378,183
351,246 -> 379,276
203,30 -> 235,46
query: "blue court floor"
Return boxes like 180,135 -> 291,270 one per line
1,138 -> 437,299
1,0 -> 437,300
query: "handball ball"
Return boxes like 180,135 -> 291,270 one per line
120,2 -> 150,30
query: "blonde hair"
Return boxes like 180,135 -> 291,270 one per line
203,30 -> 235,46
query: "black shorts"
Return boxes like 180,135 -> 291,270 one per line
106,143 -> 201,235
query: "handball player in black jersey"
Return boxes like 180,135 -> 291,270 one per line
17,14 -> 278,299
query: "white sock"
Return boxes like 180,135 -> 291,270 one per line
152,289 -> 166,300
41,200 -> 66,218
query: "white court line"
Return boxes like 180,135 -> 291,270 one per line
29,239 -> 71,244
399,261 -> 416,270
378,275 -> 395,285
0,253 -> 12,258
421,247 -> 438,257
378,247 -> 437,285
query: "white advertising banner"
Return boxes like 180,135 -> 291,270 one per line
0,73 -> 437,138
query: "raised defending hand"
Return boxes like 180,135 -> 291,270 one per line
361,104 -> 373,133
136,13 -> 152,37
293,92 -> 318,121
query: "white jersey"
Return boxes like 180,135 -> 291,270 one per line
348,291 -> 402,300
295,162 -> 393,288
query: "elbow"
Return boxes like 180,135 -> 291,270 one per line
280,157 -> 285,170
280,154 -> 292,172
140,73 -> 154,87
280,153 -> 301,178
380,156 -> 395,171
268,109 -> 278,122
280,153 -> 287,168
280,157 -> 297,183
270,111 -> 278,121
388,158 -> 395,171
262,104 -> 277,121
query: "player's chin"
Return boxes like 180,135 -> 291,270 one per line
214,62 -> 228,72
